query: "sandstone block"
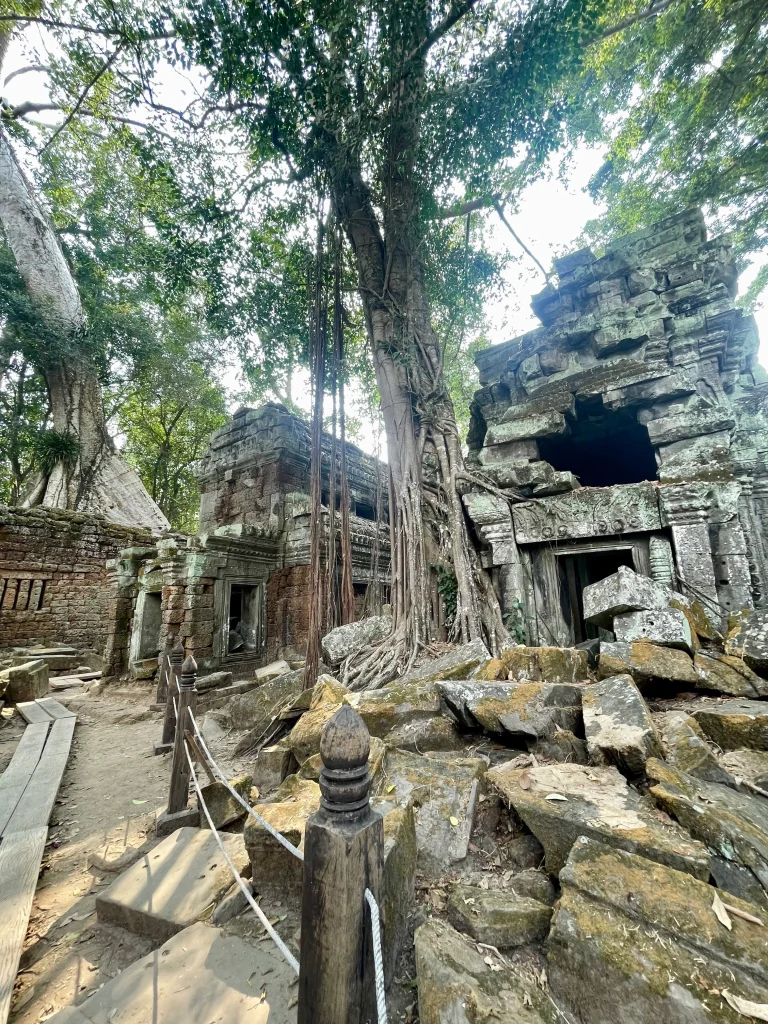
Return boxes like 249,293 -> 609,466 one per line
583,565 -> 670,628
487,761 -> 709,879
397,638 -> 491,685
726,609 -> 768,675
656,711 -> 735,785
694,652 -> 768,699
613,607 -> 694,651
320,614 -> 391,664
477,644 -> 589,683
439,680 -> 583,741
199,773 -> 252,830
254,659 -> 290,682
693,700 -> 768,751
286,675 -> 347,762
195,670 -> 233,693
582,674 -> 661,776
447,884 -> 552,947
0,659 -> 49,702
599,639 -> 699,688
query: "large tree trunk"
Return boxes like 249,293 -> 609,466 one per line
0,123 -> 169,530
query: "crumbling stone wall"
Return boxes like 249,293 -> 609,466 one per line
0,506 -> 151,652
265,565 -> 312,663
464,209 -> 768,645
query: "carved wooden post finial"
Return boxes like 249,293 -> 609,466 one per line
180,654 -> 197,689
318,705 -> 371,819
171,640 -> 185,667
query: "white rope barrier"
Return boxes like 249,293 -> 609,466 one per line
364,888 -> 388,1024
183,740 -> 300,974
187,708 -> 304,862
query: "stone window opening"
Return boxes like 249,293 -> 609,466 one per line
227,582 -> 265,653
0,577 -> 46,611
557,546 -> 636,644
136,591 -> 162,661
538,397 -> 657,488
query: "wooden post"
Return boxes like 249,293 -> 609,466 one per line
298,705 -> 383,1024
153,640 -> 173,707
154,640 -> 184,756
156,654 -> 199,836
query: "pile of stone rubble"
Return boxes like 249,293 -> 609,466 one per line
199,566 -> 768,1024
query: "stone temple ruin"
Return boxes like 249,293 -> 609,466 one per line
463,207 -> 768,647
104,402 -> 390,680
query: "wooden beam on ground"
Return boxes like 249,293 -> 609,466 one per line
0,724 -> 49,837
35,698 -> 76,720
15,702 -> 53,725
0,826 -> 48,1024
5,717 -> 76,835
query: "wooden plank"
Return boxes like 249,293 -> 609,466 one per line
0,826 -> 48,1024
5,717 -> 76,834
16,702 -> 53,725
36,698 -> 76,720
0,724 -> 49,837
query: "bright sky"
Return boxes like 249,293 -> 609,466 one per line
4,31 -> 768,459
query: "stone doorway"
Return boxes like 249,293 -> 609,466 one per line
227,581 -> 265,654
557,548 -> 635,644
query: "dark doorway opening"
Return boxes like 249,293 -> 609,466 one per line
539,397 -> 657,487
228,582 -> 264,653
557,548 -> 635,643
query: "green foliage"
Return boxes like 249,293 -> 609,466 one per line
33,429 -> 81,475
0,354 -> 49,505
504,597 -> 530,644
569,0 -> 768,292
434,564 -> 459,627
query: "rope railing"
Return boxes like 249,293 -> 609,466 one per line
365,888 -> 388,1024
183,740 -> 300,974
187,708 -> 304,862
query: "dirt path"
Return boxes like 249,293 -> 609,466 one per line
5,686 -> 171,1023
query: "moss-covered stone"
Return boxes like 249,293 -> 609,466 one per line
199,773 -> 252,830
286,676 -> 348,761
499,645 -> 589,683
694,652 -> 768,698
487,761 -> 710,879
599,640 -> 699,688
549,838 -> 768,1024
582,674 -> 661,776
373,798 -> 417,985
447,884 -> 552,947
439,680 -> 582,740
656,711 -> 735,785
415,918 -> 560,1024
693,700 -> 768,751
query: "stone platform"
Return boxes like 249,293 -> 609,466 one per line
46,922 -> 297,1024
96,827 -> 249,943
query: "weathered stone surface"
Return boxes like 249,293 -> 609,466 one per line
195,670 -> 233,692
599,640 -> 700,687
512,482 -> 663,544
439,680 -> 582,741
0,659 -> 49,702
96,828 -> 249,943
285,675 -> 348,762
656,711 -> 735,785
534,729 -> 590,763
250,742 -> 294,796
199,773 -> 252,830
477,644 -> 589,683
487,761 -> 710,879
486,409 -> 567,444
582,674 -> 662,776
299,735 -> 385,785
509,867 -> 557,906
613,607 -> 694,652
372,749 -> 485,874
397,638 -> 491,685
244,775 -> 320,895
376,798 -> 417,983
415,918 -> 560,1024
694,652 -> 768,698
726,609 -> 768,675
506,833 -> 546,871
227,668 -> 304,738
648,757 -> 768,890
384,715 -> 466,752
721,749 -> 768,789
254,658 -> 291,681
45,922 -> 297,1024
583,566 -> 671,629
320,614 -> 391,664
549,838 -> 768,1024
344,680 -> 452,748
693,700 -> 768,751
447,884 -> 552,947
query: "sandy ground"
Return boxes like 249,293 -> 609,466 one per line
5,685 -> 172,1023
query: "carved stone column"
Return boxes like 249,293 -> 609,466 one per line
659,485 -> 722,627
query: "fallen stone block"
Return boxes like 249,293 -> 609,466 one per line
656,711 -> 735,785
726,608 -> 768,675
199,773 -> 252,830
96,827 -> 249,944
384,715 -> 466,751
648,757 -> 768,892
439,680 -> 582,741
582,674 -> 661,776
549,838 -> 768,1024
509,867 -> 556,905
486,761 -> 710,879
695,651 -> 768,699
299,736 -> 385,785
344,680 -> 459,750
583,565 -> 670,628
613,607 -> 693,651
45,922 -> 296,1024
286,675 -> 348,762
211,878 -> 253,925
254,658 -> 290,682
372,748 -> 486,875
251,742 -> 295,796
397,638 -> 490,686
226,668 -> 304,737
321,614 -> 391,664
447,884 -> 552,947
244,775 -> 320,897
599,639 -> 699,688
477,645 -> 589,683
693,699 -> 768,751
0,659 -> 49,703
415,918 -> 561,1024
195,670 -> 233,692
377,798 -> 418,984
534,729 -> 589,763
721,749 -> 768,789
